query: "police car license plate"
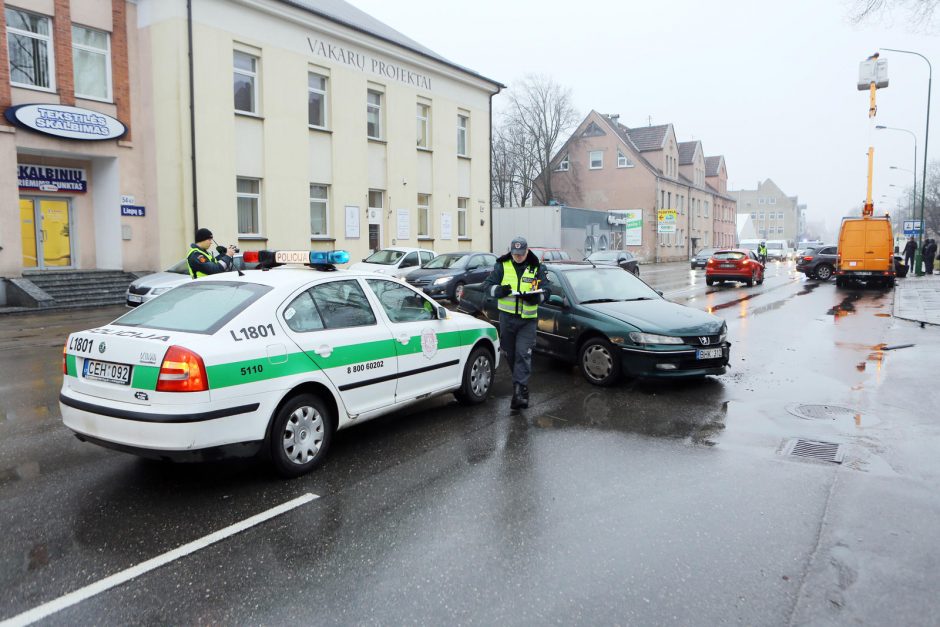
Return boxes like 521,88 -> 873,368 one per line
83,359 -> 132,385
696,348 -> 723,360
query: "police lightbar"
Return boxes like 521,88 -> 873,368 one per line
242,250 -> 350,269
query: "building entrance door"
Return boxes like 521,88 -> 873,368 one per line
368,223 -> 381,253
20,197 -> 73,268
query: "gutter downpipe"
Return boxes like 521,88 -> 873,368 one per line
187,0 -> 199,232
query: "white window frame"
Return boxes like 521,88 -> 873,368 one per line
557,153 -> 570,171
416,102 -> 431,148
6,8 -> 55,92
417,193 -> 431,238
769,197 -> 776,204
617,149 -> 632,168
236,177 -> 262,236
759,197 -> 765,204
457,197 -> 468,238
72,24 -> 112,102
589,150 -> 603,170
367,89 -> 383,140
457,113 -> 469,156
233,50 -> 259,115
309,183 -> 329,237
308,72 -> 328,129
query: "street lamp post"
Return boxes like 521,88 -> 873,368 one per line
881,48 -> 931,275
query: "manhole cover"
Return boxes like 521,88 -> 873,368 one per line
782,438 -> 844,464
786,404 -> 858,421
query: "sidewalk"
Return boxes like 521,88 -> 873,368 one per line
894,273 -> 940,326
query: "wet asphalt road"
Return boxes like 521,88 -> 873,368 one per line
1,261 -> 938,626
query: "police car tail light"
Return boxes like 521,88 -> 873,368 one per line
156,345 -> 208,392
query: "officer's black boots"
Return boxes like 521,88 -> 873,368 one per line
519,385 -> 529,408
511,383 -> 523,409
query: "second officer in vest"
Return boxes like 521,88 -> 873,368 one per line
483,236 -> 547,409
187,228 -> 235,278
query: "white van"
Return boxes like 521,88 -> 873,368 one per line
766,240 -> 788,261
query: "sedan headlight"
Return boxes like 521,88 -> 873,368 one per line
150,287 -> 172,296
718,323 -> 727,343
432,276 -> 454,285
628,332 -> 684,345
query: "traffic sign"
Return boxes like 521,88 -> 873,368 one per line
657,209 -> 677,233
903,220 -> 923,236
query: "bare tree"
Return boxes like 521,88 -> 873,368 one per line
921,160 -> 940,237
504,74 -> 579,206
847,0 -> 939,30
491,119 -> 538,208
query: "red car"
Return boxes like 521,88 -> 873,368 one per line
705,249 -> 765,287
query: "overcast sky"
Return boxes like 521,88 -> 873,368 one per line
351,0 -> 940,239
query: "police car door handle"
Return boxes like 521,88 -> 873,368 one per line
396,333 -> 410,345
314,344 -> 333,358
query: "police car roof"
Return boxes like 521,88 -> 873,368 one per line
192,266 -> 394,288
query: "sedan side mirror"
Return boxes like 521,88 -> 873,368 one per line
548,294 -> 567,307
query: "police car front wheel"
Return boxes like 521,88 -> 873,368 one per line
455,346 -> 494,405
269,393 -> 334,478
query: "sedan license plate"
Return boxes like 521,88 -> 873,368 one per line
82,359 -> 132,385
720,263 -> 736,268
696,348 -> 723,360
127,294 -> 143,303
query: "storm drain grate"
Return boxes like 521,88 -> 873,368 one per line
783,438 -> 845,464
786,404 -> 858,421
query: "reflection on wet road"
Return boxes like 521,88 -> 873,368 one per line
0,263 -> 928,625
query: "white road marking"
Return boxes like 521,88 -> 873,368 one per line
1,492 -> 319,627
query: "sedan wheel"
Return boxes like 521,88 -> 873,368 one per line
579,337 -> 622,386
815,264 -> 833,281
269,393 -> 333,478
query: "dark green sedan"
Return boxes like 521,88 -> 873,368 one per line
459,262 -> 730,385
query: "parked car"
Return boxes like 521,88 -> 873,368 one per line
796,245 -> 838,280
705,249 -> 765,287
835,216 -> 895,288
529,247 -> 571,262
405,251 -> 497,302
347,247 -> 435,278
126,253 -> 256,307
690,248 -> 717,269
459,262 -> 729,385
585,250 -> 640,275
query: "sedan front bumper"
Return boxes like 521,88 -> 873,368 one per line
620,343 -> 730,378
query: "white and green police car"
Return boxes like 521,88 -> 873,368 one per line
60,251 -> 499,477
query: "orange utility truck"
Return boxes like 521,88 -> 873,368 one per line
834,215 -> 895,288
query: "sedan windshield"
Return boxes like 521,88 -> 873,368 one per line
563,268 -> 659,303
115,281 -> 271,334
587,251 -> 621,263
364,249 -> 405,265
714,251 -> 746,260
696,249 -> 716,258
423,253 -> 468,269
767,242 -> 784,250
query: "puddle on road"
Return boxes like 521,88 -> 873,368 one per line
796,283 -> 821,296
827,293 -> 862,318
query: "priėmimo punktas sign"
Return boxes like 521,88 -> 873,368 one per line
18,165 -> 87,193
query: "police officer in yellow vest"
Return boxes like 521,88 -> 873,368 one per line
482,236 -> 547,409
187,228 -> 235,278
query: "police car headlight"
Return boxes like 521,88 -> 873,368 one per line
150,287 -> 171,295
433,276 -> 454,285
628,332 -> 684,345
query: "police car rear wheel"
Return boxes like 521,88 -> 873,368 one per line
455,346 -> 493,405
270,394 -> 333,478
579,338 -> 622,386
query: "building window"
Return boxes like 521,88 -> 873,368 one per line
758,197 -> 765,204
72,25 -> 111,101
705,201 -> 709,218
310,184 -> 328,236
589,150 -> 603,169
6,8 -> 54,90
617,149 -> 632,168
237,177 -> 261,235
457,197 -> 468,238
769,197 -> 776,204
416,103 -> 430,148
367,90 -> 382,139
233,50 -> 258,114
417,193 -> 431,237
751,212 -> 756,219
556,153 -> 570,171
667,192 -> 672,209
457,114 -> 469,156
308,73 -> 328,128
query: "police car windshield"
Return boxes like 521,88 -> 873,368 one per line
423,253 -> 468,269
115,281 -> 272,334
364,249 -> 405,265
563,267 -> 659,303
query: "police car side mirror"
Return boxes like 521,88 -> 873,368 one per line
437,305 -> 448,319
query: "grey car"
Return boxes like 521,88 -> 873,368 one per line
795,246 -> 837,280
691,248 -> 717,269
125,254 -> 254,307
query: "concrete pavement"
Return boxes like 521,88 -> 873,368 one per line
894,274 -> 940,326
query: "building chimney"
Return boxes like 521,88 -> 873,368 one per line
608,114 -> 619,122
